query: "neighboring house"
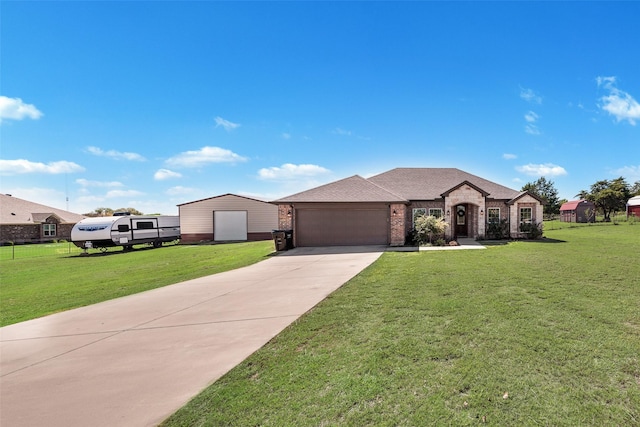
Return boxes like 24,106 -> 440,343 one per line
178,193 -> 278,243
271,168 -> 545,247
0,194 -> 86,244
628,196 -> 640,218
559,200 -> 596,223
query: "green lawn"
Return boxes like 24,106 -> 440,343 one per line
162,223 -> 640,426
0,241 -> 274,326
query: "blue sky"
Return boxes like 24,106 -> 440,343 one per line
1,1 -> 639,215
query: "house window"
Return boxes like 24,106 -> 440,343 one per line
487,208 -> 500,224
412,208 -> 426,226
43,223 -> 56,237
428,208 -> 443,218
520,207 -> 532,224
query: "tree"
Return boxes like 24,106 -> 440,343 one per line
631,181 -> 640,196
116,207 -> 144,215
577,177 -> 631,221
522,177 -> 560,218
82,207 -> 143,217
83,207 -> 114,217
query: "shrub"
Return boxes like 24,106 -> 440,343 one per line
414,215 -> 448,246
486,218 -> 509,239
520,222 -> 543,239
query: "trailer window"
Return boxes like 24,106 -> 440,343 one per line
136,221 -> 155,230
118,224 -> 130,232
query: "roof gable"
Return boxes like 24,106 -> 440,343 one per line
178,193 -> 270,207
560,200 -> 594,211
508,191 -> 547,205
31,213 -> 63,223
369,168 -> 520,200
271,175 -> 407,203
441,180 -> 490,197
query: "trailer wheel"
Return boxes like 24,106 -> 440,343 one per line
153,241 -> 162,248
123,245 -> 133,252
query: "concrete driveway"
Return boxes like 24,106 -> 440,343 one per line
0,246 -> 384,427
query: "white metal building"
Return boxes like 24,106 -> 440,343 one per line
177,194 -> 278,243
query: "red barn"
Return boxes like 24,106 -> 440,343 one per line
560,200 -> 596,223
628,196 -> 640,218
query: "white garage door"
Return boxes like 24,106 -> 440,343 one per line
214,211 -> 248,241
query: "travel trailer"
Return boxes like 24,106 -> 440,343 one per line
71,214 -> 180,251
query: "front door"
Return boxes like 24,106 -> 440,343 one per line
455,204 -> 467,237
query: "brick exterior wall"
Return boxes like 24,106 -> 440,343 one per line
444,185 -> 486,240
390,203 -> 406,246
0,221 -> 76,244
180,232 -> 272,244
277,204 -> 293,230
509,195 -> 544,238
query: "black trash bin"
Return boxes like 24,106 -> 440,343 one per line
284,230 -> 294,249
271,230 -> 287,251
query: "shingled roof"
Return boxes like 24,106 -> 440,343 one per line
273,168 -> 522,204
272,175 -> 407,203
0,194 -> 85,225
369,168 -> 520,200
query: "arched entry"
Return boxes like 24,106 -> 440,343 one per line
455,204 -> 468,237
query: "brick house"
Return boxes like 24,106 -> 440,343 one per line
272,168 -> 545,247
0,194 -> 86,244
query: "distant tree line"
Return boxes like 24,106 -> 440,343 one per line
83,207 -> 145,217
521,176 -> 639,221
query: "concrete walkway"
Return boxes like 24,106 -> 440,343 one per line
386,237 -> 486,252
0,246 -> 384,427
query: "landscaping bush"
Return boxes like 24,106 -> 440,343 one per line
485,218 -> 509,239
519,221 -> 543,239
413,215 -> 447,245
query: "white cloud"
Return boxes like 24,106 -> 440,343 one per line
258,163 -> 331,180
75,178 -> 124,188
597,76 -> 640,125
165,186 -> 196,196
612,165 -> 640,181
86,146 -> 146,161
154,169 -> 182,180
0,159 -> 85,175
165,146 -> 247,168
0,96 -> 43,123
333,128 -> 352,136
503,153 -> 517,160
524,111 -> 539,123
282,132 -> 291,140
524,110 -> 541,134
525,124 -> 541,135
516,163 -> 568,177
214,116 -> 240,132
519,87 -> 542,104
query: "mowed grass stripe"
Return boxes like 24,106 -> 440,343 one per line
0,241 -> 275,326
162,224 -> 640,426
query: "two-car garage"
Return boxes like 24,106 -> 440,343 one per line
293,204 -> 389,247
272,174 -> 407,247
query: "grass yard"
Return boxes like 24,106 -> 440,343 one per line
162,223 -> 640,426
0,241 -> 274,326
